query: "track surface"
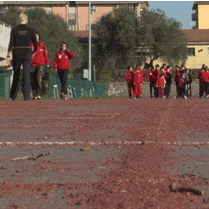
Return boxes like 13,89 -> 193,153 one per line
0,97 -> 209,209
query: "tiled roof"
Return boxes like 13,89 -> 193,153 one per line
73,30 -> 97,39
183,29 -> 209,43
73,29 -> 209,43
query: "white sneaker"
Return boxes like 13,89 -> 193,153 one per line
184,96 -> 187,99
37,96 -> 41,100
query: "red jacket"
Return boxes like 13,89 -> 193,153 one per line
179,77 -> 187,88
175,70 -> 181,82
201,71 -> 209,82
134,72 -> 143,84
54,50 -> 76,70
156,78 -> 165,88
198,69 -> 203,81
147,70 -> 154,83
32,42 -> 50,66
157,70 -> 165,80
126,71 -> 134,83
153,69 -> 158,83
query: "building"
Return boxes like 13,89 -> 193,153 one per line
192,1 -> 209,29
183,29 -> 209,69
0,1 -> 149,31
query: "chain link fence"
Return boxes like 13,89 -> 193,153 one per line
49,74 -> 106,98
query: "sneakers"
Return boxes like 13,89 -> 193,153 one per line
34,97 -> 37,100
64,94 -> 68,100
184,95 -> 187,99
37,96 -> 41,100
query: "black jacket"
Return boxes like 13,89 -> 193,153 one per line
8,24 -> 38,56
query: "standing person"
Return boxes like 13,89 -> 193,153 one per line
133,68 -> 143,99
185,69 -> 192,98
31,32 -> 50,100
7,14 -> 38,100
201,67 -> 209,98
147,66 -> 155,98
135,65 -> 144,98
198,64 -> 205,97
179,72 -> 187,99
126,66 -> 134,99
175,66 -> 181,97
54,42 -> 76,100
166,66 -> 173,98
153,64 -> 160,98
156,73 -> 165,99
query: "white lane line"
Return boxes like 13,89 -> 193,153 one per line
0,141 -> 208,146
0,126 -> 84,129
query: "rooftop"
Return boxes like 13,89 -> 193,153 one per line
183,29 -> 209,43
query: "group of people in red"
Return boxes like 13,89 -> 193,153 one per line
126,63 -> 195,99
198,64 -> 209,98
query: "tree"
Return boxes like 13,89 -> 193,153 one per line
139,9 -> 189,67
0,7 -> 84,77
93,5 -> 141,82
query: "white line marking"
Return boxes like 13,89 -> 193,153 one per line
0,141 -> 208,146
0,126 -> 84,129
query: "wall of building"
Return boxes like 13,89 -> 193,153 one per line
186,44 -> 209,69
78,5 -> 113,31
198,5 -> 209,29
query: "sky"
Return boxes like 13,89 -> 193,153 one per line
148,1 -> 195,29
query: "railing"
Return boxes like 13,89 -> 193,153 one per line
49,74 -> 106,98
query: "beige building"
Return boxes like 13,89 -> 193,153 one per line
0,1 -> 149,31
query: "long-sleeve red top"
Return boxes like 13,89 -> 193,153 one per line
134,72 -> 143,84
147,70 -> 154,83
126,71 -> 134,83
201,71 -> 209,82
54,50 -> 76,70
153,69 -> 158,83
179,77 -> 187,88
32,42 -> 50,66
175,70 -> 181,82
140,69 -> 144,83
156,78 -> 165,88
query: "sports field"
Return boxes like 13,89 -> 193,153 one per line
0,97 -> 209,208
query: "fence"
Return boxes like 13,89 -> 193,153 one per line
49,74 -> 106,98
0,73 -> 11,99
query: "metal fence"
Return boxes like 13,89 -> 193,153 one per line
0,73 -> 11,99
49,74 -> 106,98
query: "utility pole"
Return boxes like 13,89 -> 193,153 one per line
88,1 -> 91,81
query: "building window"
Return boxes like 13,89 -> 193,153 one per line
69,7 -> 76,30
0,7 -> 6,14
91,6 -> 97,14
69,25 -> 76,31
45,7 -> 53,14
187,48 -> 195,56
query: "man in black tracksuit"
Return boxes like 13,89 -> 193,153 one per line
7,14 -> 38,100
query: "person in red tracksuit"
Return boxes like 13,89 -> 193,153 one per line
54,42 -> 76,100
135,65 -> 144,97
201,67 -> 209,98
126,66 -> 134,98
31,32 -> 50,100
175,66 -> 181,98
156,73 -> 165,98
147,66 -> 155,98
198,64 -> 205,97
134,68 -> 143,98
179,73 -> 187,99
153,64 -> 160,98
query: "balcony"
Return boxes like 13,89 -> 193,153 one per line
191,13 -> 198,21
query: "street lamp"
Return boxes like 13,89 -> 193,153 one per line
89,1 -> 91,81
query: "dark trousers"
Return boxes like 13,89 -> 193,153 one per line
149,82 -> 154,97
203,82 -> 208,93
180,87 -> 186,98
30,65 -> 45,97
58,69 -> 69,95
176,81 -> 180,97
158,87 -> 163,98
10,54 -> 32,100
166,84 -> 171,97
